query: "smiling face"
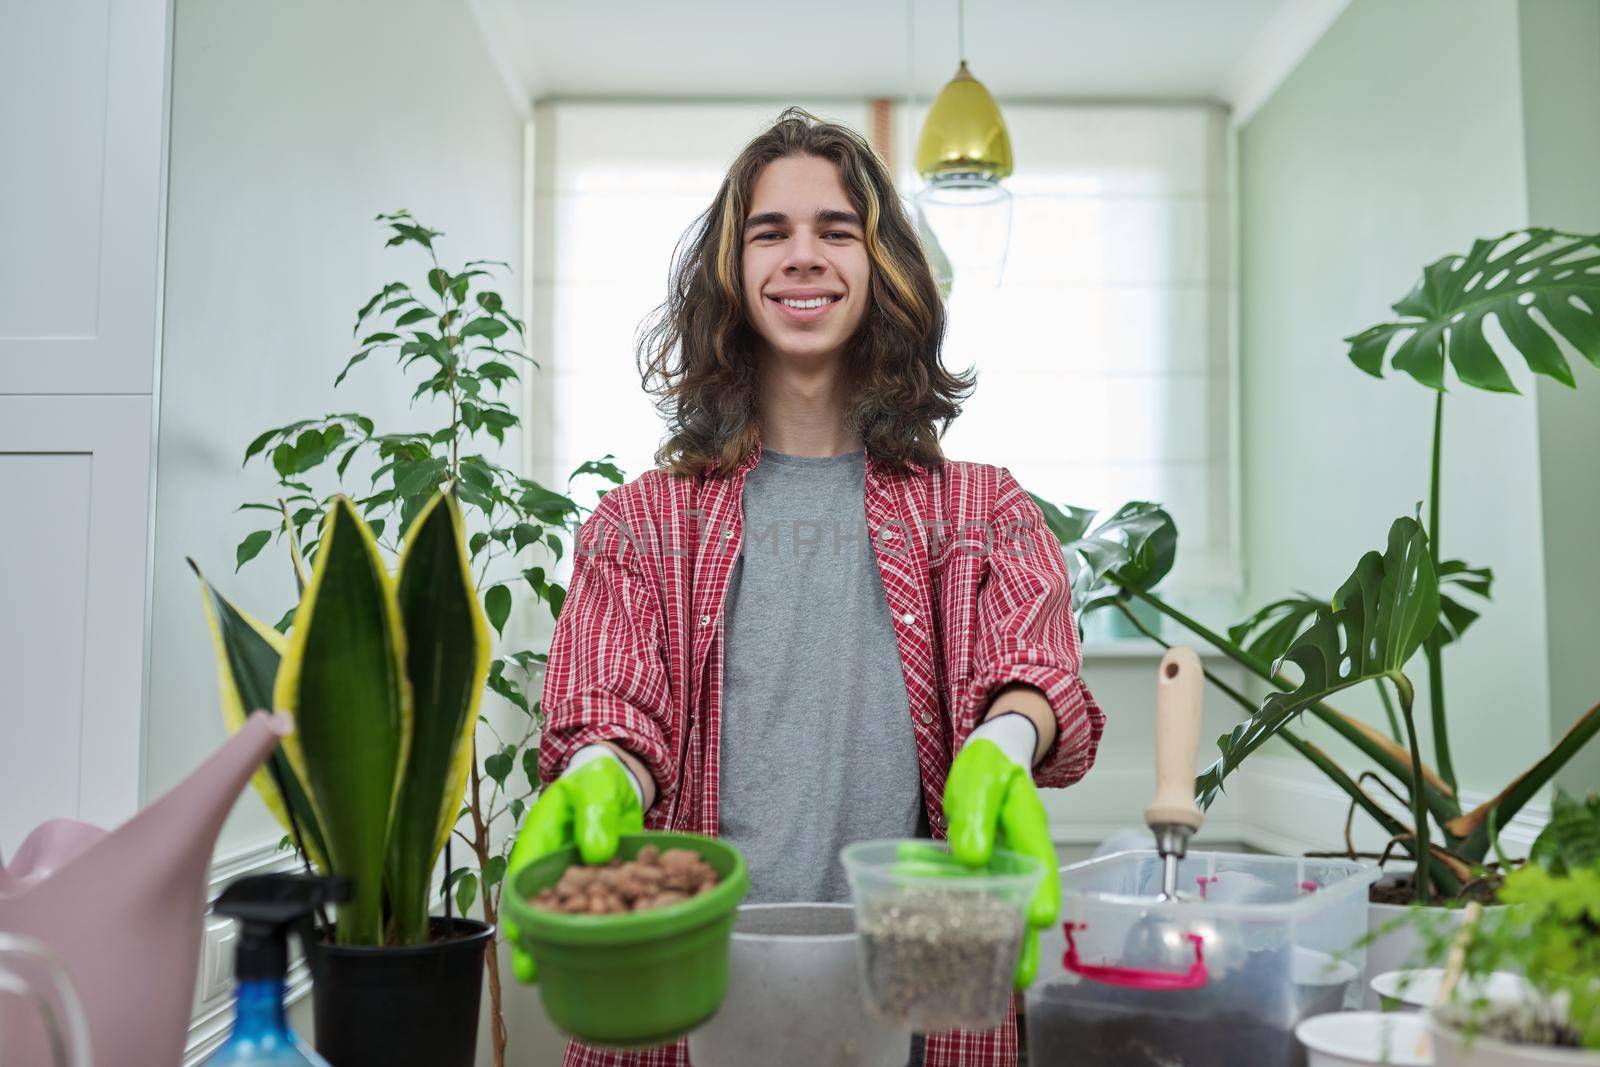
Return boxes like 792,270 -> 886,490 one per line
740,154 -> 872,371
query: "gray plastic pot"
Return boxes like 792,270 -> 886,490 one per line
687,903 -> 909,1067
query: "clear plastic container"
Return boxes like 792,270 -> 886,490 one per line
687,904 -> 909,1067
1025,850 -> 1379,1067
841,839 -> 1043,1033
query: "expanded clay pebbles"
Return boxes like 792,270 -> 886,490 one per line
855,888 -> 1025,1032
530,845 -> 719,915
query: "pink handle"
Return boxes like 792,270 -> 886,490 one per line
1061,922 -> 1209,991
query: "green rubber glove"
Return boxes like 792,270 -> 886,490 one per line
504,753 -> 644,983
943,735 -> 1061,989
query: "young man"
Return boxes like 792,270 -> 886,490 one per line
507,108 -> 1104,1067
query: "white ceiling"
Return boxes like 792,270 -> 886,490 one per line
469,0 -> 1345,112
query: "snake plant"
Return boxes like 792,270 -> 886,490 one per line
195,488 -> 489,945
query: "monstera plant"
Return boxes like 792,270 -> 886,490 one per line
196,489 -> 489,945
1039,228 -> 1600,903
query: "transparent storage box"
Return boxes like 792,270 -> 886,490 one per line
1025,850 -> 1379,1067
841,840 -> 1042,1034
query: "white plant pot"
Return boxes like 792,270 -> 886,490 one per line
1372,969 -> 1533,1013
1428,1014 -> 1600,1066
1367,899 -> 1493,1009
1297,1010 -> 1433,1066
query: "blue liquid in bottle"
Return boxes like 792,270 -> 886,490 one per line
203,980 -> 328,1065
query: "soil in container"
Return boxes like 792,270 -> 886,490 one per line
1369,869 -> 1501,906
1027,947 -> 1315,1067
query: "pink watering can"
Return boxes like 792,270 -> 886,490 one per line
0,711 -> 291,1065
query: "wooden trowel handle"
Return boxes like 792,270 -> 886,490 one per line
1145,646 -> 1205,833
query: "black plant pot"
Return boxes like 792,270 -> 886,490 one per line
309,917 -> 493,1067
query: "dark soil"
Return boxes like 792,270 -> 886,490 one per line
1437,1004 -> 1584,1050
1027,1003 -> 1301,1067
1370,874 -> 1444,906
1368,870 -> 1501,907
1026,947 -> 1326,1067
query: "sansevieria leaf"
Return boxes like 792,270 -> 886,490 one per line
386,492 -> 491,943
1345,229 -> 1600,393
1196,517 -> 1439,808
274,497 -> 412,945
191,559 -> 330,870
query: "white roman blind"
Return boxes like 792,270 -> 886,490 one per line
532,101 -> 1234,593
929,103 -> 1235,593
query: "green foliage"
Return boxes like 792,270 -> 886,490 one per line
232,212 -> 624,941
1345,229 -> 1600,394
201,492 -> 487,947
1028,496 -> 1176,621
1230,556 -> 1492,660
1529,791 -> 1600,877
1031,227 -> 1600,905
1194,517 -> 1437,793
1414,826 -> 1600,1050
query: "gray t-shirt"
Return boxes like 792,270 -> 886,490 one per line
717,448 -> 924,903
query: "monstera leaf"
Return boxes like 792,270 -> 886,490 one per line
1231,557 -> 1491,660
1346,229 -> 1600,393
1435,559 -> 1494,645
1228,593 -> 1328,662
1030,496 -> 1177,618
1196,517 -> 1439,808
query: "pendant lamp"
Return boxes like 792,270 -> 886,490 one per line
913,0 -> 1012,287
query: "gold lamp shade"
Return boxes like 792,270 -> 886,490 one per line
915,61 -> 1013,186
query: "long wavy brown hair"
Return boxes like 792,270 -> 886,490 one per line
637,106 -> 974,478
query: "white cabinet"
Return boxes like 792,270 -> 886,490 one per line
0,0 -> 169,854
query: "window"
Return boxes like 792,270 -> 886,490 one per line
529,100 -> 1235,600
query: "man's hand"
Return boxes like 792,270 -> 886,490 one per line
943,715 -> 1061,988
504,747 -> 645,983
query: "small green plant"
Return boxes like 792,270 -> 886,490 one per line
1417,792 -> 1600,1050
1037,228 -> 1600,904
227,212 -> 622,1067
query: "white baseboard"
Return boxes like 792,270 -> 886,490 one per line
1043,762 -> 1251,847
185,839 -> 315,1065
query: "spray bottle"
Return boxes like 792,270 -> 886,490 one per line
202,872 -> 349,1065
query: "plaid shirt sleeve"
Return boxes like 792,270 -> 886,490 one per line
957,466 -> 1105,789
537,493 -> 678,800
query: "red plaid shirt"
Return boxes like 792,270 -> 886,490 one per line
538,439 -> 1104,1067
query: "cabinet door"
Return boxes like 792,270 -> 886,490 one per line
0,0 -> 168,395
0,398 -> 154,850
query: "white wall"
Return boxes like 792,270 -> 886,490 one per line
1518,0 -> 1600,794
149,0 -> 526,850
1236,0 -> 1552,798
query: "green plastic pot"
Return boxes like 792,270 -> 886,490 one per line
502,832 -> 749,1049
